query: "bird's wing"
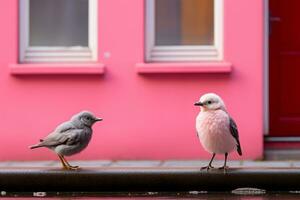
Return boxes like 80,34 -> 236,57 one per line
229,116 -> 242,156
54,121 -> 76,133
39,122 -> 81,147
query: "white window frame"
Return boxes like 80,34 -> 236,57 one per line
19,0 -> 98,63
146,0 -> 223,62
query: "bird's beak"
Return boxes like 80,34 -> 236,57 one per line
194,102 -> 203,106
94,118 -> 103,122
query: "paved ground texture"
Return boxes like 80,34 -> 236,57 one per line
0,160 -> 299,168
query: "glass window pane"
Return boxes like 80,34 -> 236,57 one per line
29,0 -> 89,46
155,0 -> 214,46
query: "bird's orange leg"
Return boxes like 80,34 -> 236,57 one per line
60,155 -> 79,170
58,154 -> 70,170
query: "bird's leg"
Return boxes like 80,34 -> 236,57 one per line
201,153 -> 216,170
58,154 -> 79,170
58,154 -> 70,170
61,155 -> 79,170
219,152 -> 229,172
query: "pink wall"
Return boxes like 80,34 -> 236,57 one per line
0,0 -> 263,161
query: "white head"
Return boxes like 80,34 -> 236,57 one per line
194,93 -> 226,111
71,111 -> 103,127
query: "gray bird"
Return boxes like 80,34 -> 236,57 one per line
30,111 -> 102,170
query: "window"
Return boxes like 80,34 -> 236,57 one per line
146,0 -> 223,62
19,0 -> 97,63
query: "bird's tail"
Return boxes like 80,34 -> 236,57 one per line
29,144 -> 43,149
237,144 -> 242,156
29,139 -> 45,149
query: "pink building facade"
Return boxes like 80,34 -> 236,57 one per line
0,0 -> 264,161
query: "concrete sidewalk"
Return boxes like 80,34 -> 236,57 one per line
0,160 -> 298,168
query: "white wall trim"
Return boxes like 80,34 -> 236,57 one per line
145,0 -> 155,62
214,0 -> 224,61
19,0 -> 98,63
89,0 -> 98,61
145,0 -> 223,62
19,0 -> 29,62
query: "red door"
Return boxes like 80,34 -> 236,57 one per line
269,0 -> 300,136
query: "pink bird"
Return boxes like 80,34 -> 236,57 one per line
195,93 -> 242,170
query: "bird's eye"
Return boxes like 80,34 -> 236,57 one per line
207,101 -> 212,104
87,117 -> 91,120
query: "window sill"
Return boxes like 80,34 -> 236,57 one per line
135,62 -> 233,74
9,63 -> 105,75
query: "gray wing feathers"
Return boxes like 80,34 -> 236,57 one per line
54,121 -> 76,133
229,117 -> 242,156
38,122 -> 80,147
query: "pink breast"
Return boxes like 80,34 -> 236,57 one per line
197,110 -> 236,154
